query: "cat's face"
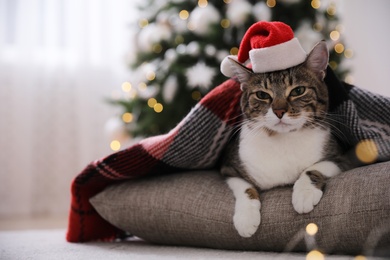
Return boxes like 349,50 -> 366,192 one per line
230,41 -> 329,134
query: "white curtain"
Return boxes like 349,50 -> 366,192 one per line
0,0 -> 138,218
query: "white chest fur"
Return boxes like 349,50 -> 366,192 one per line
239,126 -> 329,190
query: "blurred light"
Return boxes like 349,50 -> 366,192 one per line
355,139 -> 378,164
175,35 -> 184,45
223,0 -> 232,3
327,6 -> 336,16
179,10 -> 189,20
192,90 -> 201,101
313,22 -> 323,32
187,21 -> 196,31
154,103 -> 163,113
306,250 -> 324,260
344,74 -> 354,84
311,0 -> 321,9
138,18 -> 149,28
198,0 -> 208,8
267,0 -> 276,8
110,140 -> 121,151
354,256 -> 367,260
148,98 -> 157,108
334,43 -> 344,54
344,49 -> 354,58
306,223 -> 318,236
138,82 -> 147,90
146,71 -> 156,81
221,19 -> 231,29
330,31 -> 340,41
128,89 -> 137,99
121,82 -> 132,92
329,61 -> 338,70
122,112 -> 133,123
230,47 -> 239,55
152,44 -> 163,53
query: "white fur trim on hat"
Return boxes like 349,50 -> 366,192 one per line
220,55 -> 238,77
249,38 -> 306,73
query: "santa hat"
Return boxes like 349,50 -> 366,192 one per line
220,21 -> 307,77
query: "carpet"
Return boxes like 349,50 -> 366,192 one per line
0,229 -> 384,260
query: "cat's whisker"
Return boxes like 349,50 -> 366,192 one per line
303,116 -> 351,145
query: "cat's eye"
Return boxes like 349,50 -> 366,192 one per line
255,91 -> 272,100
289,86 -> 306,97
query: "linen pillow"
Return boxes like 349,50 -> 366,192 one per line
90,162 -> 390,255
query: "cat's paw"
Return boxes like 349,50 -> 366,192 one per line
292,173 -> 323,214
233,199 -> 261,237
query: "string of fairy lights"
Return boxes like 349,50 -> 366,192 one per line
108,0 -> 354,152
104,2 -> 387,257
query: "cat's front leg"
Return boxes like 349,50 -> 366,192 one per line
227,177 -> 261,237
292,161 -> 341,214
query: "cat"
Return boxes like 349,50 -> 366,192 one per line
221,41 -> 352,238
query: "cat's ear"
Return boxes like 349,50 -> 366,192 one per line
228,57 -> 253,89
305,40 -> 329,80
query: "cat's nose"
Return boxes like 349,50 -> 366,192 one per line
273,109 -> 286,119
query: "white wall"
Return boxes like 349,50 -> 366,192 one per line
341,0 -> 390,97
0,0 -> 138,219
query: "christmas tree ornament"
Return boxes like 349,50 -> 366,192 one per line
186,62 -> 216,91
187,41 -> 201,56
138,23 -> 172,52
188,4 -> 220,36
221,21 -> 307,77
204,44 -> 217,57
164,48 -> 178,63
163,75 -> 178,103
176,44 -> 187,55
217,50 -> 230,62
137,84 -> 159,100
295,21 -> 323,52
253,2 -> 271,21
226,0 -> 252,26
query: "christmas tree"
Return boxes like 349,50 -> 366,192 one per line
107,0 -> 351,149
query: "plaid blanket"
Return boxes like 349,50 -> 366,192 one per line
66,68 -> 390,242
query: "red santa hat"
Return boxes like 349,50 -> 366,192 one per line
220,21 -> 307,77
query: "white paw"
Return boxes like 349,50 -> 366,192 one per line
292,174 -> 323,214
233,199 -> 261,237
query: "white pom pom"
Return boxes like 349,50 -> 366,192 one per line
220,55 -> 238,78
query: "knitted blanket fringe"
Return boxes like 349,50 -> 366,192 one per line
66,68 -> 390,242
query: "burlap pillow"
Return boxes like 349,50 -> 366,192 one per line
90,162 -> 390,255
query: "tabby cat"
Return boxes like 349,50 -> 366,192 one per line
221,41 -> 351,238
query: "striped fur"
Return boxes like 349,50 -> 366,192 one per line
221,41 -> 352,237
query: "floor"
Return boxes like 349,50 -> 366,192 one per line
0,229 -> 367,260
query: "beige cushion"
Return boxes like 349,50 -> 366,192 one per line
90,162 -> 390,254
